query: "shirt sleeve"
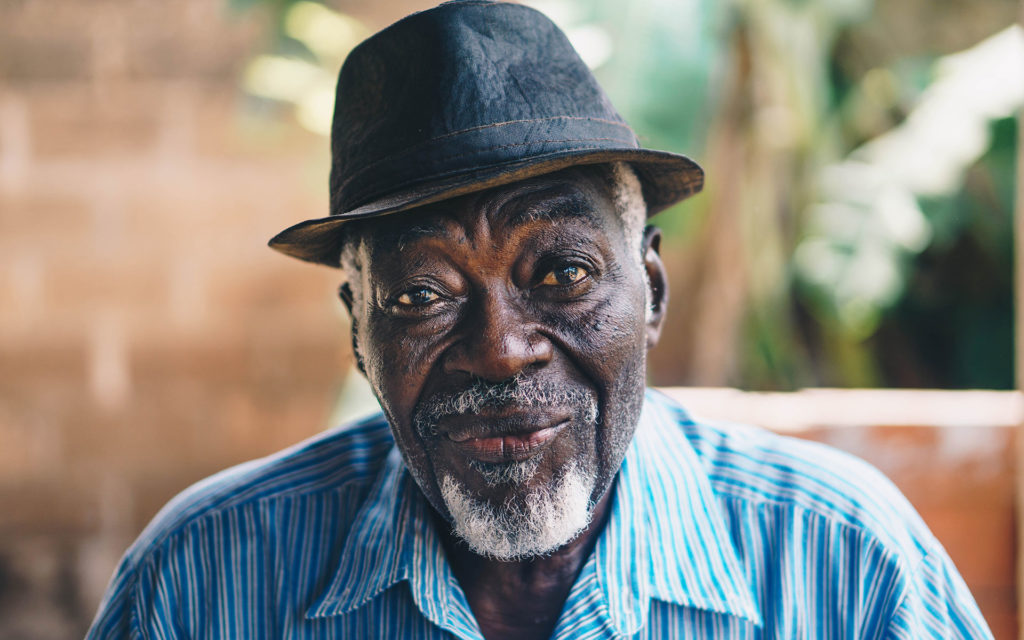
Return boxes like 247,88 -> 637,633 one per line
84,554 -> 143,640
885,541 -> 995,640
85,546 -> 186,640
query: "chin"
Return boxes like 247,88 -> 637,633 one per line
439,459 -> 598,561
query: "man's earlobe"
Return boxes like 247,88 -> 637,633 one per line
642,226 -> 668,349
338,282 -> 355,315
338,283 -> 367,375
349,319 -> 367,376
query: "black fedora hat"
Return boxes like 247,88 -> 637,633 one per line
269,0 -> 704,267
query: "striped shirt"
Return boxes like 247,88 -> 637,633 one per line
87,389 -> 993,639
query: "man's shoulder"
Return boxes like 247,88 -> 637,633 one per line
125,413 -> 395,562
646,389 -> 933,561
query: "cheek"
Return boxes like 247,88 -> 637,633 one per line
357,319 -> 436,460
358,313 -> 451,510
542,282 -> 648,480
576,299 -> 647,486
361,314 -> 439,395
545,280 -> 648,374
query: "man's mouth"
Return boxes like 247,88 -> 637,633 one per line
439,410 -> 570,463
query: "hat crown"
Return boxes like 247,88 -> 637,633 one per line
329,1 -> 635,214
268,0 -> 703,268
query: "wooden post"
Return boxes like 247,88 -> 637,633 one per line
1018,0 -> 1024,396
1016,6 -> 1024,639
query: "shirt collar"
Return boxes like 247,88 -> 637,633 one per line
305,447 -> 481,637
307,390 -> 761,634
592,390 -> 762,635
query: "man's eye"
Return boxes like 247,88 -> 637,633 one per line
540,265 -> 588,287
396,288 -> 440,306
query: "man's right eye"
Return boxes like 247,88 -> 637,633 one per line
396,287 -> 440,307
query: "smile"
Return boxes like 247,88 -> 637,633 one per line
443,415 -> 569,463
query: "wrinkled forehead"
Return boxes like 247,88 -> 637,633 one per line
358,166 -> 625,254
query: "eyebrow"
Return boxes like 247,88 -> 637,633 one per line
504,192 -> 602,228
393,223 -> 448,249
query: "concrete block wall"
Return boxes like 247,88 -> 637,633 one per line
0,1 -> 354,636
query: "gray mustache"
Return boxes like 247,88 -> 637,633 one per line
413,375 -> 599,438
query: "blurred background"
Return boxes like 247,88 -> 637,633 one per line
0,0 -> 1021,637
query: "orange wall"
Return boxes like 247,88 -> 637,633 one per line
664,388 -> 1020,640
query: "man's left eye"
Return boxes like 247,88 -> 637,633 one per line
540,265 -> 588,287
396,288 -> 440,306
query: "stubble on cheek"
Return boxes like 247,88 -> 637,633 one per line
567,293 -> 649,504
363,332 -> 451,515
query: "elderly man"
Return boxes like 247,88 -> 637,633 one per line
88,2 -> 993,639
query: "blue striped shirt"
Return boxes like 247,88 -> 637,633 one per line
87,389 -> 993,639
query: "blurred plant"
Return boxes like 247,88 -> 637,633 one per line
240,1 -> 368,134
796,26 -> 1023,340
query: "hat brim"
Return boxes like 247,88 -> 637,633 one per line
268,147 -> 703,267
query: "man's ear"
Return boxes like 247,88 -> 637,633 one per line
642,226 -> 668,349
338,282 -> 355,315
338,282 -> 367,375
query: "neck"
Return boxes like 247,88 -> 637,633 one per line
433,488 -> 614,640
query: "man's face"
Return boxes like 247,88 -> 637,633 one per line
344,166 -> 666,558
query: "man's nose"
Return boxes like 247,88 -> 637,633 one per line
441,292 -> 553,382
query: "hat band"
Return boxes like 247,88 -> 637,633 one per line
335,116 -> 640,214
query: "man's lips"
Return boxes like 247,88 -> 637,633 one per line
438,409 -> 570,463
448,422 -> 568,463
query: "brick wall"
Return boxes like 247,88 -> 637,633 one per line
0,1 -> 356,636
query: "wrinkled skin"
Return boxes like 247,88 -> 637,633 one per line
340,166 -> 668,640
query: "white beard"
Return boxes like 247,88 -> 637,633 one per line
440,463 -> 595,560
466,456 -> 543,487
